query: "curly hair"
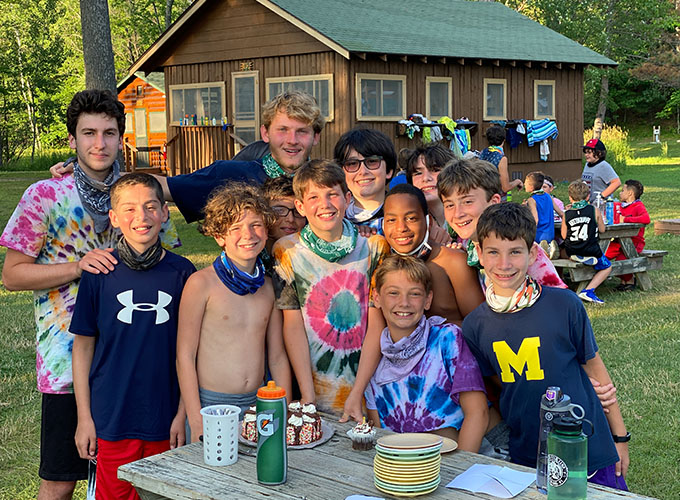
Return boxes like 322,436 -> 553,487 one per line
200,183 -> 276,237
262,176 -> 295,202
66,90 -> 125,137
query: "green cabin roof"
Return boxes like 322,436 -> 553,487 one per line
268,0 -> 616,66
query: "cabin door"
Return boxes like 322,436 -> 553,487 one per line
231,71 -> 260,152
134,108 -> 150,167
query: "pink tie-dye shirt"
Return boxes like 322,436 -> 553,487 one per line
0,175 -> 180,394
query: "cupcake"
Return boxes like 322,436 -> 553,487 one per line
347,417 -> 375,450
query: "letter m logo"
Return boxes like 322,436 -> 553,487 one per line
492,337 -> 544,383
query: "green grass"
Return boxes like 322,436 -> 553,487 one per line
1,144 -> 680,498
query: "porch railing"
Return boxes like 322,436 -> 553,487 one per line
122,138 -> 167,174
166,125 -> 248,176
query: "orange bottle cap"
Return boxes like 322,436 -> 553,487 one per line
257,380 -> 286,399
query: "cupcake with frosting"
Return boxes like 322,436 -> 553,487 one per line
347,417 -> 376,450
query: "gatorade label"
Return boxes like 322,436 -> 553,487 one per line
257,411 -> 279,444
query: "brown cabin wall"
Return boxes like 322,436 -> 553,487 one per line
119,76 -> 167,149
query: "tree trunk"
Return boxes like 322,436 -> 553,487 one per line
79,0 -> 117,94
165,0 -> 175,29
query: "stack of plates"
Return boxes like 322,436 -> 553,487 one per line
373,433 -> 443,497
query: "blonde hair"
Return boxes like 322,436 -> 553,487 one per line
568,180 -> 590,202
261,91 -> 325,134
374,254 -> 432,294
292,159 -> 348,200
200,183 -> 276,237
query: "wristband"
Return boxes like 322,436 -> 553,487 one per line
612,432 -> 631,443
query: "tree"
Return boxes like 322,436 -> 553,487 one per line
80,0 -> 117,93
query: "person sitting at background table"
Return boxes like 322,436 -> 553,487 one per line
364,254 -> 488,452
561,180 -> 612,305
479,124 -> 523,199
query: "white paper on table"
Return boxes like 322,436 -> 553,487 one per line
344,496 -> 385,500
446,463 -> 536,498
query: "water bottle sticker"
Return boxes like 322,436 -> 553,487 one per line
545,411 -> 554,421
548,454 -> 569,487
257,411 -> 279,444
546,389 -> 557,402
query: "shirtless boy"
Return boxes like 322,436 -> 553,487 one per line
381,183 -> 484,325
176,183 -> 291,442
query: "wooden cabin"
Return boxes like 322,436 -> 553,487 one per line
128,0 -> 616,180
117,72 -> 168,172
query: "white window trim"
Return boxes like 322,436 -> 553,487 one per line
534,79 -> 556,120
483,78 -> 507,121
168,81 -> 226,125
426,76 -> 452,120
231,71 -> 260,142
265,73 -> 334,122
356,73 -> 407,121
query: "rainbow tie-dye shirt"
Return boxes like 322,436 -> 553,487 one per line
273,232 -> 389,414
0,175 -> 180,394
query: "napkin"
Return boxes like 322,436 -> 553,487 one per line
446,463 -> 535,498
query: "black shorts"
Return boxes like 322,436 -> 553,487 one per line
39,393 -> 88,481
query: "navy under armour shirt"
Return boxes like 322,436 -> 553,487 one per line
70,250 -> 196,441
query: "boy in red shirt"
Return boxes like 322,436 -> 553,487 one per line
605,179 -> 650,291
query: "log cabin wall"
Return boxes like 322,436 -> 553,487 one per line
159,0 -> 585,180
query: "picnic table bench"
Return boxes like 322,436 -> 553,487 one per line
118,413 -> 657,500
552,222 -> 667,292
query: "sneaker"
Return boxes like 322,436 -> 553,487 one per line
539,240 -> 550,255
570,255 -> 598,266
614,283 -> 636,292
548,240 -> 560,260
578,288 -> 605,304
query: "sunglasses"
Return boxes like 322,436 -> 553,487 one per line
272,205 -> 306,219
341,156 -> 383,173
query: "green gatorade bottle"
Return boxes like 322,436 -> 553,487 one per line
256,380 -> 287,485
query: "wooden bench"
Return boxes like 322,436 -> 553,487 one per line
552,249 -> 667,292
654,218 -> 680,235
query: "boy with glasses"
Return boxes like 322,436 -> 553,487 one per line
261,176 -> 308,258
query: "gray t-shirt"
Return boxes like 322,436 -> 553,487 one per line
581,159 -> 619,198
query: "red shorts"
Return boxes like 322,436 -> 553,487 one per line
96,438 -> 169,500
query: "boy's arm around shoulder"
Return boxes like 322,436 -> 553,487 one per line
72,334 -> 97,460
176,269 -> 211,443
582,352 -> 629,478
265,302 -> 292,400
437,246 -> 484,317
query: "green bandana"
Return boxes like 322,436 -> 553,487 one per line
262,153 -> 290,178
467,239 -> 481,268
571,200 -> 588,210
300,218 -> 358,262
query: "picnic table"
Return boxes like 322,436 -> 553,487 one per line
119,413 -> 655,499
552,222 -> 667,292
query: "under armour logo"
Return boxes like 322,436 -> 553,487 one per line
116,290 -> 172,325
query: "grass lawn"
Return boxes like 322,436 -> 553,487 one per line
1,146 -> 679,498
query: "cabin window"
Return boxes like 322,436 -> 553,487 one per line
356,74 -> 406,121
149,112 -> 166,133
232,71 -> 260,146
136,85 -> 144,96
483,78 -> 506,120
266,74 -> 333,121
124,113 -> 133,134
534,80 -> 555,119
426,77 -> 452,119
169,82 -> 225,125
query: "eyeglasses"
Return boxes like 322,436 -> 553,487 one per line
341,156 -> 383,173
272,205 -> 306,219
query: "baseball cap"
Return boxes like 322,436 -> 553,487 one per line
583,139 -> 606,152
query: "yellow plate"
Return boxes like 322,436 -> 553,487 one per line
375,470 -> 439,484
374,463 -> 440,477
374,454 -> 440,468
377,433 -> 443,450
374,480 -> 440,497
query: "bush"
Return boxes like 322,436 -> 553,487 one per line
583,125 -> 631,174
0,150 -> 71,172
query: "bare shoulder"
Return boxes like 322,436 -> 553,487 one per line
430,244 -> 467,267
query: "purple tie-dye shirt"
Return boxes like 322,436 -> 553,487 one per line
364,318 -> 485,433
0,175 -> 180,394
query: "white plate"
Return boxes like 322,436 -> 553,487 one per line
239,418 -> 334,450
377,432 -> 443,450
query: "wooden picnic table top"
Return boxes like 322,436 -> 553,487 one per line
555,221 -> 643,240
119,413 -> 656,500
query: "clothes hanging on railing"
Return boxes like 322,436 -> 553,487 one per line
525,119 -> 559,147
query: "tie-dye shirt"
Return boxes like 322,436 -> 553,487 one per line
273,232 -> 389,414
0,175 -> 181,394
364,319 -> 485,433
